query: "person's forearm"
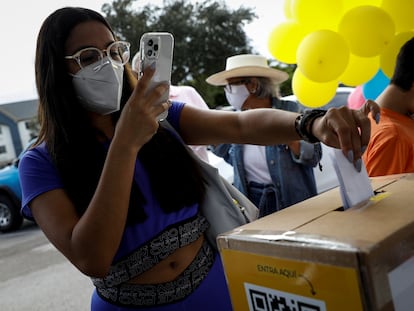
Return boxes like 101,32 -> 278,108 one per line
71,139 -> 140,276
180,106 -> 301,147
238,108 -> 300,145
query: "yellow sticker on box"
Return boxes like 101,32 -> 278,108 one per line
221,249 -> 364,311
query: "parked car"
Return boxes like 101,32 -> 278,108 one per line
0,139 -> 36,233
282,87 -> 355,193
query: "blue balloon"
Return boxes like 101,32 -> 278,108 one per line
362,69 -> 390,100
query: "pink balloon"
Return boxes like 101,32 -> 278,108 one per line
347,85 -> 365,110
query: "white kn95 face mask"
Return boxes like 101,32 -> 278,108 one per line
224,84 -> 250,111
71,57 -> 124,115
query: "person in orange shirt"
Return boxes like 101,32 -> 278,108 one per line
363,37 -> 414,177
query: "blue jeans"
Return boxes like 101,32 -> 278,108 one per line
247,181 -> 278,218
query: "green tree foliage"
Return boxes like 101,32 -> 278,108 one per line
270,62 -> 296,97
101,0 -> 296,107
101,0 -> 257,107
102,0 -> 153,46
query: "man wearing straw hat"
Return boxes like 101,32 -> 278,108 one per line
207,54 -> 321,217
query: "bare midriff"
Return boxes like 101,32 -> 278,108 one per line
128,234 -> 205,284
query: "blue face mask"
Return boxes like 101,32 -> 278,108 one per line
224,84 -> 250,111
71,57 -> 124,115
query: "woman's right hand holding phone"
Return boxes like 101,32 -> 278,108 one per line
114,63 -> 170,151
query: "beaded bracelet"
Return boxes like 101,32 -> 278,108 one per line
294,109 -> 327,143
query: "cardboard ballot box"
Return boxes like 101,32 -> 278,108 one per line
218,174 -> 414,311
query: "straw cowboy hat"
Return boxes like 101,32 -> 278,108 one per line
206,54 -> 289,86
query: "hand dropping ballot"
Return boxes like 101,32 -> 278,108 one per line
326,146 -> 374,210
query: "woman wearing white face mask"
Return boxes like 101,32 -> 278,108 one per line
207,54 -> 322,217
18,7 -> 378,310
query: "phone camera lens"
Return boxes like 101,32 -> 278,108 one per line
147,50 -> 152,56
154,44 -> 159,51
148,39 -> 153,46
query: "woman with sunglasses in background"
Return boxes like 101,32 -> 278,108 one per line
19,7 -> 379,311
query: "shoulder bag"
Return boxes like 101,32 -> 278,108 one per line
160,120 -> 258,250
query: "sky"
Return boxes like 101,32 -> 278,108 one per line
0,0 -> 286,103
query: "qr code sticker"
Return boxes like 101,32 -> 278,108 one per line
245,283 -> 326,311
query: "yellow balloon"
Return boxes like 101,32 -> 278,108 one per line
340,54 -> 379,86
343,0 -> 381,12
296,30 -> 349,82
268,20 -> 307,64
291,0 -> 343,31
380,32 -> 414,78
381,0 -> 414,32
338,6 -> 395,57
292,69 -> 338,108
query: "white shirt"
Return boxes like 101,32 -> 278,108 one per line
243,145 -> 272,184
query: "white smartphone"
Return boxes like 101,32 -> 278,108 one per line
139,32 -> 174,121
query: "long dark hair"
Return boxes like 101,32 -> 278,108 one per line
34,7 -> 205,223
391,37 -> 414,91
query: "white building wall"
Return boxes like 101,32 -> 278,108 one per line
17,121 -> 33,149
0,125 -> 15,164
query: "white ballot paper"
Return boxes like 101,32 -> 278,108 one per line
326,146 -> 374,210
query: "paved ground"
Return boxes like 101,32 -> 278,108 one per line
0,222 -> 93,311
